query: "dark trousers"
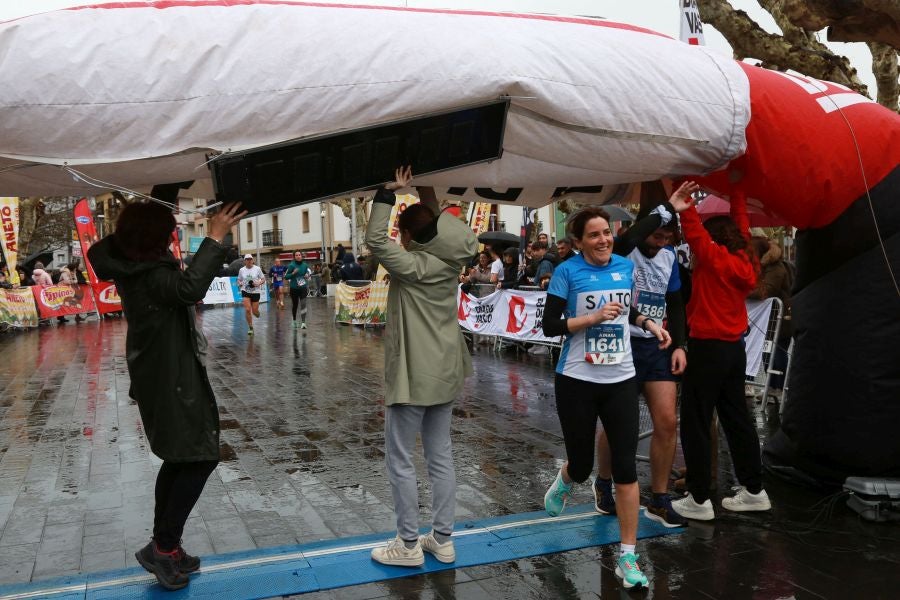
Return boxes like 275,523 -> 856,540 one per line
554,374 -> 639,484
290,287 -> 308,322
680,338 -> 763,503
153,460 -> 218,551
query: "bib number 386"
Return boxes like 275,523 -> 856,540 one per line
584,324 -> 625,365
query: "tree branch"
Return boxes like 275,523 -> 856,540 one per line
699,0 -> 870,97
781,0 -> 900,50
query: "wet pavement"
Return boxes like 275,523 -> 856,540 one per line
0,298 -> 898,599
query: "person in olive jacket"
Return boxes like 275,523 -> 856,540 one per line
89,200 -> 245,591
365,167 -> 477,568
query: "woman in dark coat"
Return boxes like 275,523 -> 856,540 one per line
89,201 -> 244,591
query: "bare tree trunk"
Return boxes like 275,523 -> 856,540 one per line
17,197 -> 44,257
869,41 -> 900,111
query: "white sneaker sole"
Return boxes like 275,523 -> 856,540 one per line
370,551 -> 424,567
721,501 -> 771,512
421,545 -> 455,563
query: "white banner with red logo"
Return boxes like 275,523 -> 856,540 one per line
31,284 -> 96,318
745,298 -> 776,378
457,286 -> 560,344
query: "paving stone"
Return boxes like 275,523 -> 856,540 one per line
0,300 -> 897,600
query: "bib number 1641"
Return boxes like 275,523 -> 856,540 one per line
584,324 -> 625,364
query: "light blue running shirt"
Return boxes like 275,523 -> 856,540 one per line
547,253 -> 636,384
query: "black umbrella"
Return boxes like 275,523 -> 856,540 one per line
601,205 -> 635,222
564,204 -> 635,226
226,258 -> 244,276
477,231 -> 520,247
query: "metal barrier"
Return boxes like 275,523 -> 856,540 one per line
779,337 -> 795,417
745,297 -> 784,403
469,283 -> 498,298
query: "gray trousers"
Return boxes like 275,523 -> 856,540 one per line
384,401 -> 456,541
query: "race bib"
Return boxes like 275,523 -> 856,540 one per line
635,290 -> 665,322
583,323 -> 626,365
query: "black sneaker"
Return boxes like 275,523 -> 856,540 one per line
644,494 -> 689,528
135,541 -> 190,590
175,544 -> 201,573
592,477 -> 616,515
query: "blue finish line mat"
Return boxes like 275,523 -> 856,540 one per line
0,504 -> 681,600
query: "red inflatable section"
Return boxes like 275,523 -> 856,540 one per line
699,63 -> 900,229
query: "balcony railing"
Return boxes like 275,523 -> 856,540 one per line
262,229 -> 283,247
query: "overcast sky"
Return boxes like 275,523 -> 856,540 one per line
0,0 -> 877,94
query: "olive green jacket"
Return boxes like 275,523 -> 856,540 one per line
365,199 -> 477,406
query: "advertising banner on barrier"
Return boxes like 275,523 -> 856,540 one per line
0,287 -> 39,328
457,286 -> 560,344
73,197 -> 100,284
32,284 -> 96,318
745,298 -> 775,377
203,277 -> 235,304
91,282 -> 121,315
200,276 -> 269,304
334,281 -> 388,325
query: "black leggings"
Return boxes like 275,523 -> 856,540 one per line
554,374 -> 639,484
680,338 -> 763,503
290,287 -> 308,322
153,460 -> 218,551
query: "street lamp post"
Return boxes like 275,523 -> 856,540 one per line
320,207 -> 327,264
96,214 -> 105,238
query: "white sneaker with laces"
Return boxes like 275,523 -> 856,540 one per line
671,492 -> 715,521
419,532 -> 455,563
722,486 -> 772,512
370,536 -> 424,567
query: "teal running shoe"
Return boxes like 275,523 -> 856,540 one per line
543,469 -> 573,517
616,552 -> 648,589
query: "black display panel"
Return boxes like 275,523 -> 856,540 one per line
210,99 -> 509,216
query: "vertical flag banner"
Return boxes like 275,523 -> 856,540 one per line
387,194 -> 420,242
170,229 -> 184,268
469,202 -> 492,235
520,207 -> 534,263
0,197 -> 20,285
679,0 -> 705,46
73,198 -> 100,284
376,193 -> 420,281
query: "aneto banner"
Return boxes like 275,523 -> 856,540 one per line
0,197 -> 20,286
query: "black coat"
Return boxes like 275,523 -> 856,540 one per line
89,236 -> 226,462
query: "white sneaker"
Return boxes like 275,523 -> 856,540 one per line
419,532 -> 455,563
722,487 -> 772,512
528,345 -> 549,355
370,536 -> 424,567
671,492 -> 715,521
